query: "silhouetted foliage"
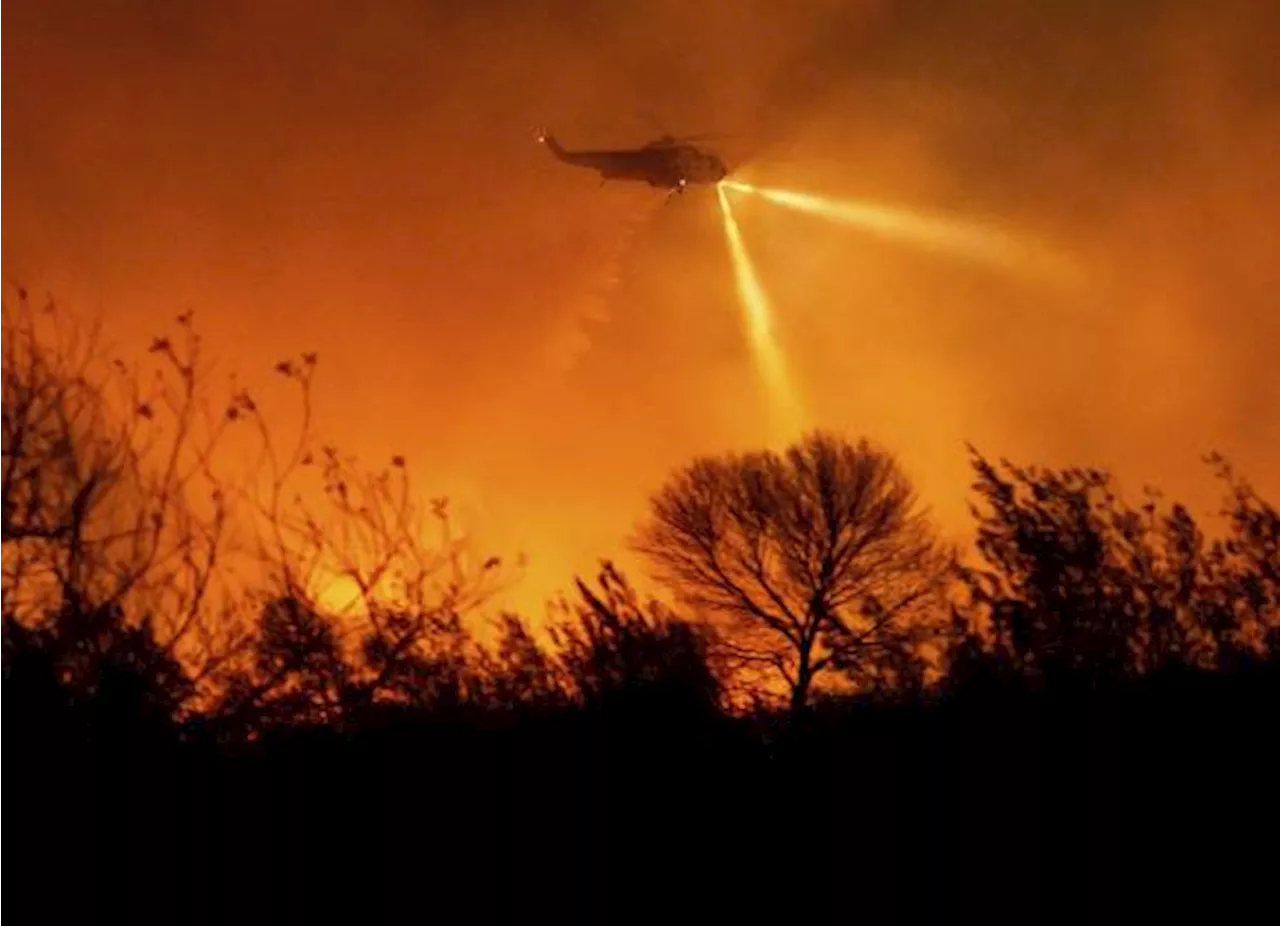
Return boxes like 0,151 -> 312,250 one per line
213,596 -> 350,732
548,560 -> 720,717
951,447 -> 1280,691
633,431 -> 950,713
3,599 -> 192,737
6,296 -> 1279,922
478,612 -> 570,709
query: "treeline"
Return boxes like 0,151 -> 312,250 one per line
4,294 -> 1278,922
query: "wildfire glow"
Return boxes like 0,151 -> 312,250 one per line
722,180 -> 1075,283
715,183 -> 806,437
311,572 -> 368,618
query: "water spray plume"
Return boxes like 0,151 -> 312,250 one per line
715,183 -> 806,437
723,180 -> 1075,283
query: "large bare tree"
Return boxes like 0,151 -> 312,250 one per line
633,432 -> 950,713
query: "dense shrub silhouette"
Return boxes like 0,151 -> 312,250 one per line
549,560 -> 721,717
950,447 -> 1280,691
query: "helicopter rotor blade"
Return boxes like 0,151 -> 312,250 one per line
650,131 -> 739,146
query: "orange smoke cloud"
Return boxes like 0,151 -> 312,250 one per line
5,0 -> 1278,621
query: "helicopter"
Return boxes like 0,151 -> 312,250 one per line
538,131 -> 730,194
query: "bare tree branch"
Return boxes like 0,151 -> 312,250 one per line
633,432 -> 951,714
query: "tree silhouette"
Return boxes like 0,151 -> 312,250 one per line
212,595 -> 351,731
1199,453 -> 1280,665
0,292 -> 406,700
228,440 -> 512,725
951,448 -> 1280,690
1,292 -> 256,710
3,599 -> 192,738
477,611 -> 570,709
7,291 -> 1277,921
633,431 -> 949,714
548,560 -> 720,716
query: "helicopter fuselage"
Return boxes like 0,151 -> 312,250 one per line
540,134 -> 728,191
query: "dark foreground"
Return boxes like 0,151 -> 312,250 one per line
7,662 -> 1277,925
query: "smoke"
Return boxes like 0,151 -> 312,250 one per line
5,0 -> 1279,615
539,196 -> 659,374
717,0 -> 1280,525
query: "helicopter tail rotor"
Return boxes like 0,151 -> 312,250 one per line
536,129 -> 568,159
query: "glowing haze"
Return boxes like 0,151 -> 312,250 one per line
5,0 -> 1279,618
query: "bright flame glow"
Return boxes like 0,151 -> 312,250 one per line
716,183 -> 805,436
722,180 -> 1076,283
311,572 -> 368,618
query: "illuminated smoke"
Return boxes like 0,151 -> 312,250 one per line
715,183 -> 806,436
541,203 -> 659,374
722,180 -> 1077,284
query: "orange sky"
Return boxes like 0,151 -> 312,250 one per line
6,0 -> 1279,620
